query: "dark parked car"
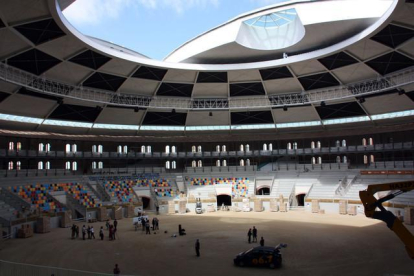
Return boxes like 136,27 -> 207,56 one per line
234,244 -> 287,269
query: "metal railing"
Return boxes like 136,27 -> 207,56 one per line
1,62 -> 414,110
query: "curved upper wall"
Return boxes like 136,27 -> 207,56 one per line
164,0 -> 394,64
53,0 -> 399,71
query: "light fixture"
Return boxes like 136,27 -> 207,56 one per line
209,112 -> 213,117
172,109 -> 176,114
134,107 -> 139,113
358,97 -> 365,104
398,89 -> 405,95
320,101 -> 326,107
283,106 -> 288,111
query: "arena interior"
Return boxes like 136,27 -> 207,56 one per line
0,0 -> 413,275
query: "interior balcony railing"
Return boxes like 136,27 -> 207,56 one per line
1,62 -> 414,110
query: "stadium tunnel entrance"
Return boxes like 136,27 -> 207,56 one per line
256,187 -> 270,195
141,197 -> 150,209
217,194 -> 231,207
296,194 -> 305,206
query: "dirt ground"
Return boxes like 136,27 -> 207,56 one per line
0,210 -> 413,276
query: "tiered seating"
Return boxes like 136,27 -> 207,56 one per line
155,188 -> 175,197
104,180 -> 137,203
190,178 -> 214,186
10,184 -> 65,212
62,183 -> 100,208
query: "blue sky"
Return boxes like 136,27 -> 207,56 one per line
63,0 -> 288,60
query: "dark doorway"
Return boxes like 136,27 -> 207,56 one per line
256,187 -> 270,195
296,194 -> 305,206
217,195 -> 231,206
142,197 -> 150,209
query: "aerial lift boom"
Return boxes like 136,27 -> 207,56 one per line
359,181 -> 414,259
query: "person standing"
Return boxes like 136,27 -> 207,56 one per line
113,264 -> 120,275
75,225 -> 79,239
99,226 -> 104,240
155,218 -> 159,230
252,226 -> 257,243
145,220 -> 151,235
260,237 -> 265,246
247,228 -> 252,243
114,219 -> 118,230
87,226 -> 91,239
91,226 -> 95,239
82,225 -> 86,240
195,239 -> 200,257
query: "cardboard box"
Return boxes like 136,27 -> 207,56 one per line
36,217 -> 50,233
312,200 -> 319,213
126,205 -> 135,218
254,199 -> 263,212
168,201 -> 176,214
112,206 -> 122,220
339,200 -> 348,215
97,207 -> 108,221
348,206 -> 357,216
179,200 -> 186,214
269,198 -> 279,212
17,224 -> 33,238
404,207 -> 414,225
58,211 -> 72,228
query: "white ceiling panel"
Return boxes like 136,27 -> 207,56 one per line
119,78 -> 159,96
0,80 -> 20,93
264,78 -> 302,95
99,59 -> 138,77
333,63 -> 378,84
289,60 -> 326,76
272,105 -> 320,123
362,93 -> 414,114
0,29 -> 31,59
0,94 -> 56,117
163,69 -> 197,82
186,111 -> 230,126
228,69 -> 262,82
346,39 -> 391,61
95,107 -> 143,125
192,83 -> 228,98
2,0 -> 50,25
37,35 -> 85,60
43,62 -> 92,85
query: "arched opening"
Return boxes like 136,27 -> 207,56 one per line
191,160 -> 197,168
141,197 -> 151,209
8,142 -> 14,151
117,145 -> 122,153
246,144 -> 250,152
141,145 -> 146,153
197,145 -> 202,153
269,143 -> 273,151
222,145 -> 226,152
317,141 -> 321,148
287,143 -> 292,150
223,160 -> 227,167
263,143 -> 267,151
335,140 -> 340,147
38,143 -> 44,152
92,145 -> 97,153
192,146 -> 196,153
216,160 -> 221,167
296,194 -> 306,206
165,145 -> 170,154
342,140 -> 347,147
123,145 -> 128,153
217,194 -> 231,207
45,143 -> 51,152
293,142 -> 297,150
172,146 -> 176,153
362,138 -> 367,146
311,141 -> 315,149
369,138 -> 374,146
240,144 -> 244,152
256,187 -> 270,195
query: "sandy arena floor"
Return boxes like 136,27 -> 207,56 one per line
0,211 -> 413,276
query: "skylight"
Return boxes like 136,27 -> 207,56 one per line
244,8 -> 297,28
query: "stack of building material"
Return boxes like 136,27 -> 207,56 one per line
269,198 -> 279,212
179,200 -> 186,214
254,199 -> 263,212
58,211 -> 72,228
311,200 -> 319,213
112,206 -> 122,220
36,217 -> 50,233
97,207 -> 108,221
17,224 -> 33,238
404,207 -> 414,225
126,205 -> 135,218
339,200 -> 348,215
168,201 -> 175,214
348,206 -> 357,215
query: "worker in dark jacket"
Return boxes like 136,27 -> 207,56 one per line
195,239 -> 200,257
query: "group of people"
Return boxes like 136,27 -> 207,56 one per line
247,226 -> 265,246
140,217 -> 159,234
106,219 -> 118,240
70,219 -> 119,241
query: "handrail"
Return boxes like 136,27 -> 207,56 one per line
1,62 -> 413,110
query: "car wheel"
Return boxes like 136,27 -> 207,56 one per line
239,261 -> 245,267
269,263 -> 275,269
